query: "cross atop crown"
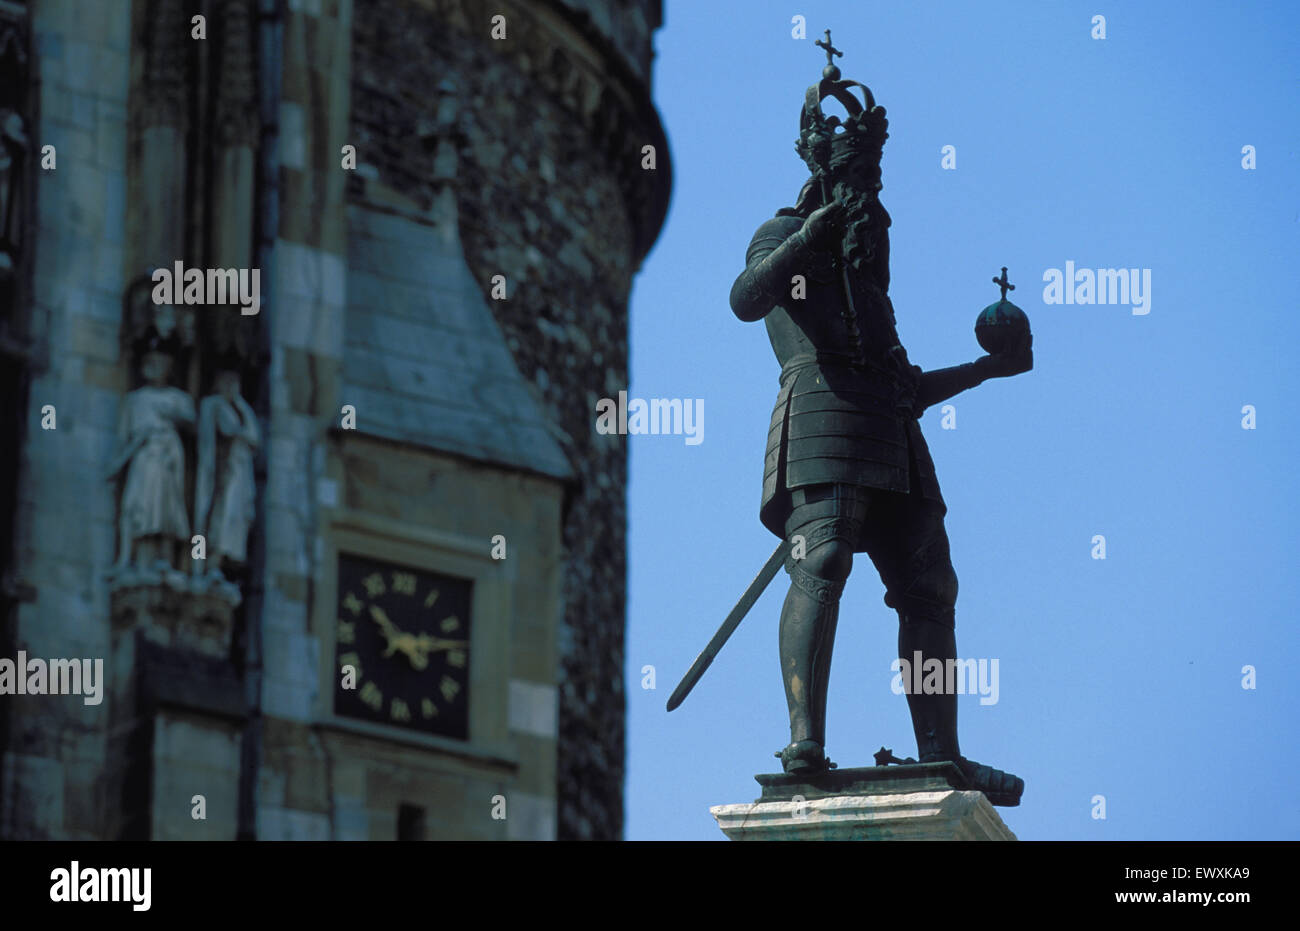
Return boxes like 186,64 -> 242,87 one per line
815,29 -> 843,80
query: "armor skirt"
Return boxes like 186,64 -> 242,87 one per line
760,354 -> 944,541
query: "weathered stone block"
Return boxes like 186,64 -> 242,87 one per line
712,790 -> 1018,841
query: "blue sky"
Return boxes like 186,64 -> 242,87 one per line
623,0 -> 1300,840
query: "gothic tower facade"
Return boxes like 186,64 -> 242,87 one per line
0,0 -> 668,841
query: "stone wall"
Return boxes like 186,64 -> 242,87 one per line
0,0 -> 668,842
349,0 -> 669,838
0,0 -> 131,841
293,434 -> 567,840
552,0 -> 662,83
259,0 -> 577,842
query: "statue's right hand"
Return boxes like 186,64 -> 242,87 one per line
801,200 -> 845,246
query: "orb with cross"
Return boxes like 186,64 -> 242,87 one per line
975,266 -> 1031,355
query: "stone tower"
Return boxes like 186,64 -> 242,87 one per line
0,0 -> 668,841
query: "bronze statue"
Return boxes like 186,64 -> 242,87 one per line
670,33 -> 1031,807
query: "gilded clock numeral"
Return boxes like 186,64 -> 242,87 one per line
440,675 -> 461,703
423,589 -> 440,609
338,651 -> 362,677
342,592 -> 363,616
360,681 -> 383,710
392,572 -> 417,596
448,650 -> 466,668
362,572 -> 386,598
337,620 -> 355,644
390,698 -> 412,722
421,698 -> 437,719
440,615 -> 460,633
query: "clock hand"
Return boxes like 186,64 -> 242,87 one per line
369,604 -> 405,658
370,605 -> 438,668
369,603 -> 396,634
398,634 -> 469,672
413,634 -> 470,653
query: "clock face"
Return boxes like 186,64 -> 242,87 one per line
333,554 -> 472,740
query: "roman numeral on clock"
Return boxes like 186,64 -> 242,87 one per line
440,675 -> 460,702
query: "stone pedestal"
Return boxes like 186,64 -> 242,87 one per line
710,763 -> 1017,841
105,579 -> 246,838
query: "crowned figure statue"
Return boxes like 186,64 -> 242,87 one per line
722,33 -> 1032,804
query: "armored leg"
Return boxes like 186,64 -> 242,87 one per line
777,485 -> 869,773
887,527 -> 962,762
868,496 -> 1025,805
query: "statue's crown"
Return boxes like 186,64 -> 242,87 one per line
795,31 -> 889,183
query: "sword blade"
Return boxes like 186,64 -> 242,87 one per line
666,540 -> 790,712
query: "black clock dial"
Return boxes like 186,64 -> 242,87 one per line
333,553 -> 472,740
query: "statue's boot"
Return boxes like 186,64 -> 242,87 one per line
946,757 -> 1024,807
776,739 -> 832,774
775,570 -> 841,774
900,613 -> 1024,806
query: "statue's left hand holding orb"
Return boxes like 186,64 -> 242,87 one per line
977,328 -> 1033,380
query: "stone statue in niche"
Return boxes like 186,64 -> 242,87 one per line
194,367 -> 259,589
107,330 -> 195,581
